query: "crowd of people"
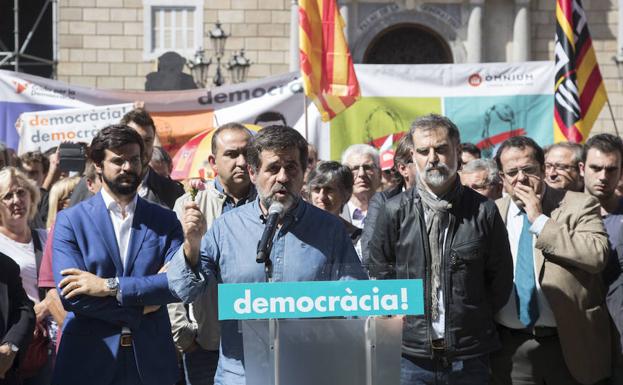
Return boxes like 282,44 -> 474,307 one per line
0,108 -> 622,385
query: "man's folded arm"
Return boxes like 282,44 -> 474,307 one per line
117,225 -> 185,306
52,212 -> 143,328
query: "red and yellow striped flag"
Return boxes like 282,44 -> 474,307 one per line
554,0 -> 607,143
299,0 -> 360,122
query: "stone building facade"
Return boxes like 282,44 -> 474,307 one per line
55,0 -> 621,134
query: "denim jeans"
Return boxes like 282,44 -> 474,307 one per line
183,347 -> 219,385
400,354 -> 490,385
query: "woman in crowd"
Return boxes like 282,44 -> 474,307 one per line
36,175 -> 81,356
0,167 -> 52,384
45,176 -> 80,230
306,161 -> 363,258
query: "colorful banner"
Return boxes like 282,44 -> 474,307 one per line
16,103 -> 134,154
316,62 -> 555,160
218,279 -> 424,320
1,62 -> 555,164
0,70 -> 304,156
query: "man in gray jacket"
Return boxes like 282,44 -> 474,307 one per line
168,122 -> 255,385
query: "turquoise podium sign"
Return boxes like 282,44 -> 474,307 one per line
218,279 -> 423,320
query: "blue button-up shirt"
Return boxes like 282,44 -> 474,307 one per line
213,177 -> 256,214
168,198 -> 366,385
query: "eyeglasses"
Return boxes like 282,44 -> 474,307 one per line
2,188 -> 28,202
501,165 -> 540,179
349,164 -> 377,174
545,162 -> 577,172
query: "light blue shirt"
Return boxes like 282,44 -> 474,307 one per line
167,198 -> 366,385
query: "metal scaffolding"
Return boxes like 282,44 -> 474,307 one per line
0,0 -> 57,77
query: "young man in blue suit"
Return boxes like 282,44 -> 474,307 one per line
52,125 -> 184,385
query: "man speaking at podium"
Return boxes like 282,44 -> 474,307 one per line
167,125 -> 366,385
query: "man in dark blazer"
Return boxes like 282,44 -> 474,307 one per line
120,108 -> 184,208
0,252 -> 35,385
361,135 -> 416,264
52,125 -> 184,385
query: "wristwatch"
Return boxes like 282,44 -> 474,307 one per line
105,278 -> 119,296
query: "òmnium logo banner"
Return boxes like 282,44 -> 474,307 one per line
218,279 -> 423,320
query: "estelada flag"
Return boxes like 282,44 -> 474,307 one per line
299,0 -> 361,122
553,0 -> 607,143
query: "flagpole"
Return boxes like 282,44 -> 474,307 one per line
606,99 -> 621,137
304,94 -> 309,140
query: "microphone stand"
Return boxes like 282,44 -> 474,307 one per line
264,256 -> 273,283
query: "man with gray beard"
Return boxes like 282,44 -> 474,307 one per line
368,114 -> 513,385
166,125 -> 367,385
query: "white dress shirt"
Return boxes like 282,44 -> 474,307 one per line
101,188 -> 137,335
101,188 -> 137,269
347,201 -> 367,229
495,200 -> 557,328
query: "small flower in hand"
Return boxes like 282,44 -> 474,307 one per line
189,178 -> 206,201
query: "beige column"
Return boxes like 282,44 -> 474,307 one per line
290,0 -> 300,71
512,0 -> 531,62
466,0 -> 484,63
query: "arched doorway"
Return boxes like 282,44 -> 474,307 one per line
363,24 -> 453,64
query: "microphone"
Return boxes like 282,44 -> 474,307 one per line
256,201 -> 285,263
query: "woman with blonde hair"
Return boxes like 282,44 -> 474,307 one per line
35,175 -> 81,359
45,176 -> 80,229
0,166 -> 52,384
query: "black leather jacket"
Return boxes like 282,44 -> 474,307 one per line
367,186 -> 513,359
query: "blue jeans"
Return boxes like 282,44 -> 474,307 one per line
401,354 -> 490,385
183,348 -> 219,385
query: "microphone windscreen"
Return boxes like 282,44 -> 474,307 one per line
268,201 -> 285,216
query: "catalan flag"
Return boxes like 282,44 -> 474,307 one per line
299,0 -> 360,122
554,0 -> 607,143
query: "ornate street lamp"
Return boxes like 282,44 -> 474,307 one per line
209,22 -> 229,57
187,48 -> 211,88
187,22 -> 251,88
227,49 -> 252,84
209,22 -> 228,87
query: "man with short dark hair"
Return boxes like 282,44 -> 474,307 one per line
19,150 -> 61,227
543,142 -> 584,192
581,133 -> 623,382
459,142 -> 481,169
19,151 -> 48,187
361,134 -> 416,263
492,136 -> 610,385
253,111 -> 287,128
168,122 -> 255,385
369,114 -> 513,384
120,108 -> 184,208
167,125 -> 366,385
150,146 -> 173,179
52,124 -> 184,385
